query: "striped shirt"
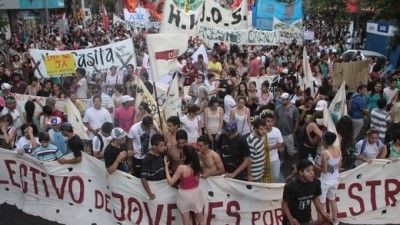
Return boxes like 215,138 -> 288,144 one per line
141,152 -> 166,181
246,134 -> 265,181
370,108 -> 390,142
34,144 -> 63,162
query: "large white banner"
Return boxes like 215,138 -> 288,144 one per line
201,0 -> 248,30
197,25 -> 279,46
0,150 -> 399,224
123,7 -> 149,23
273,17 -> 303,45
29,38 -> 137,78
161,0 -> 204,35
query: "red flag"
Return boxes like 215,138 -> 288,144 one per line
101,1 -> 109,30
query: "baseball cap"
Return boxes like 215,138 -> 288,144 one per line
47,117 -> 62,126
225,121 -> 238,132
1,83 -> 12,91
121,95 -> 134,104
280,92 -> 290,100
111,127 -> 127,139
60,122 -> 73,132
315,100 -> 328,111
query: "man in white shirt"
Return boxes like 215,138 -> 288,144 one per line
92,122 -> 114,160
223,85 -> 236,123
75,68 -> 88,99
265,113 -> 284,183
384,78 -> 398,103
83,95 -> 113,139
87,84 -> 114,113
127,116 -> 159,178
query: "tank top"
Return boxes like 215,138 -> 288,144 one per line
234,109 -> 250,136
320,150 -> 341,181
206,108 -> 220,134
388,142 -> 400,159
180,166 -> 199,190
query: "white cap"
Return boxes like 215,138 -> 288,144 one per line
46,117 -> 62,126
1,83 -> 12,91
111,127 -> 127,139
315,100 -> 328,111
120,95 -> 134,104
280,92 -> 290,100
282,68 -> 289,74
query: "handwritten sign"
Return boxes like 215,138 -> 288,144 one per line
44,53 -> 76,76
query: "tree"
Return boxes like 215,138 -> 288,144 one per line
362,0 -> 400,50
304,0 -> 347,26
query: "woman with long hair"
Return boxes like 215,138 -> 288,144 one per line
164,145 -> 205,225
365,81 -> 387,112
204,97 -> 223,150
235,82 -> 248,100
336,115 -> 355,170
133,102 -> 151,125
230,96 -> 251,136
180,105 -> 201,145
256,80 -> 274,109
52,83 -> 65,99
0,114 -> 17,150
224,57 -> 237,73
188,74 -> 205,104
112,84 -> 125,108
247,81 -> 258,116
195,86 -> 209,134
25,77 -> 41,96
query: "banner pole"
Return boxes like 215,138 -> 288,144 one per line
153,81 -> 164,130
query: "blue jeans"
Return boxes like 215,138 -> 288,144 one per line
270,159 -> 281,183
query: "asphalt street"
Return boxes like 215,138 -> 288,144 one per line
0,203 -> 63,225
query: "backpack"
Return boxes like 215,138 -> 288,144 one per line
91,133 -> 104,155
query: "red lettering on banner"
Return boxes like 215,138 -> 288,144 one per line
348,183 -> 364,216
19,163 -> 28,193
105,193 -> 111,213
127,197 -> 143,224
166,204 -> 177,225
336,183 -> 347,218
50,175 -> 68,199
251,208 -> 283,225
68,176 -> 84,203
144,202 -> 163,225
112,192 -> 126,221
366,180 -> 381,210
227,201 -> 241,224
95,190 -> 105,209
385,179 -> 400,206
30,166 -> 40,194
207,202 -> 223,224
41,172 -> 49,197
5,160 -> 20,188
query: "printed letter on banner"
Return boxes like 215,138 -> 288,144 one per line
160,0 -> 204,35
200,0 -> 248,30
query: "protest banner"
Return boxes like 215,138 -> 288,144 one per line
272,17 -> 303,45
44,53 -> 76,76
304,30 -> 315,40
123,7 -> 149,23
163,74 -> 182,121
160,0 -> 204,35
0,150 -> 399,224
302,47 -> 314,96
201,0 -> 248,30
332,60 -> 369,91
29,38 -> 137,78
253,0 -> 303,31
196,25 -> 279,46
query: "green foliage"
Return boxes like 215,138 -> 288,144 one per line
305,0 -> 347,25
0,11 -> 9,35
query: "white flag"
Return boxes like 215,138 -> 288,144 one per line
146,33 -> 189,81
329,81 -> 348,120
323,106 -> 340,147
135,78 -> 162,127
163,74 -> 182,120
113,13 -> 126,25
302,47 -> 314,97
66,99 -> 89,140
191,44 -> 209,65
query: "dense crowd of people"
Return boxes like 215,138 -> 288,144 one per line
0,10 -> 399,225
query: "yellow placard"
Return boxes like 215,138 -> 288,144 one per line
45,53 -> 76,76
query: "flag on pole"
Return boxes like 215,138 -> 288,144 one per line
323,106 -> 340,147
302,47 -> 314,97
146,33 -> 189,81
66,99 -> 89,140
135,78 -> 162,127
329,81 -> 348,120
101,1 -> 109,30
163,74 -> 182,120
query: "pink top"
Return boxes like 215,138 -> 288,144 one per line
114,106 -> 135,133
180,166 -> 199,190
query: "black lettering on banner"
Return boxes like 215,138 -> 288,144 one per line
199,3 -> 205,22
248,30 -> 255,43
156,94 -> 166,107
210,8 -> 222,24
231,9 -> 242,25
167,4 -> 181,27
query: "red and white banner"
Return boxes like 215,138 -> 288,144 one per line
101,1 -> 109,30
146,33 -> 189,80
0,149 -> 399,224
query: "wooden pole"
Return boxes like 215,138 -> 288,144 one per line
153,81 -> 163,130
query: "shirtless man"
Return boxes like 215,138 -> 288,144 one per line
197,135 -> 225,178
167,130 -> 188,173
